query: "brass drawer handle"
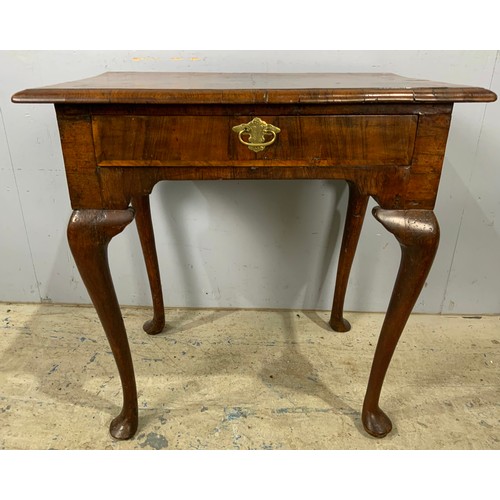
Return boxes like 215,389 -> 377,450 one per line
232,117 -> 281,152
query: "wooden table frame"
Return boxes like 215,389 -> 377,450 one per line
13,72 -> 496,440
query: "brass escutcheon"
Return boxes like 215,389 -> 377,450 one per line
232,117 -> 281,152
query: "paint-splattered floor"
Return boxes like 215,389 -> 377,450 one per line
0,303 -> 498,449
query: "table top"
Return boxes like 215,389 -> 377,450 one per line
12,72 -> 497,105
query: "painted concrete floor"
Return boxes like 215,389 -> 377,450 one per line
0,303 -> 498,450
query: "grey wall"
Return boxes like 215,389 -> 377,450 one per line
1,50 -> 499,314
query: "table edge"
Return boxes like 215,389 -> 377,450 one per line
12,87 -> 497,105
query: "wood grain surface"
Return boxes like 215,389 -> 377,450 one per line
12,72 -> 497,104
93,114 -> 418,167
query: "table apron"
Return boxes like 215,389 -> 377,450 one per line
55,105 -> 452,211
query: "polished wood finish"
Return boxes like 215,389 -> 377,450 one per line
363,208 -> 440,437
131,195 -> 165,335
329,182 -> 369,332
13,72 -> 496,440
93,114 -> 418,167
12,72 -> 496,104
53,102 -> 453,211
67,209 -> 138,439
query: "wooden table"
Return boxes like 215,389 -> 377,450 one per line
12,72 -> 496,440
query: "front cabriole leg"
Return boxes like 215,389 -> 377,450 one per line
362,207 -> 440,438
67,208 -> 138,440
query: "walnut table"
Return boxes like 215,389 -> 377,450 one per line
12,72 -> 497,440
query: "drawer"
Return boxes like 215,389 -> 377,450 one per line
93,114 -> 418,167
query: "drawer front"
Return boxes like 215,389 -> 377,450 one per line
93,114 -> 418,167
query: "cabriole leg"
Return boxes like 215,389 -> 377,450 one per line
362,207 -> 440,437
329,182 -> 369,332
67,208 -> 138,440
132,195 -> 166,335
